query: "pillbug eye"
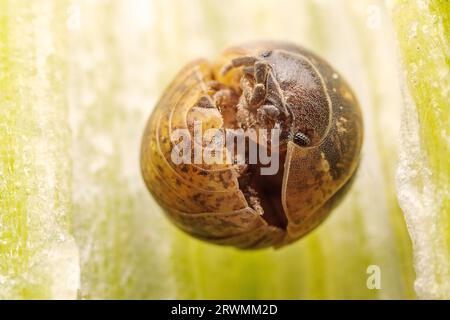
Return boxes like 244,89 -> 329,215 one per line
293,132 -> 310,147
260,50 -> 272,58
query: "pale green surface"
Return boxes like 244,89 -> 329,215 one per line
0,1 -> 79,299
67,1 -> 175,299
0,0 -> 447,299
392,0 -> 450,299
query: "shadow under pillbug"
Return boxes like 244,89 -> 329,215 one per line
141,41 -> 363,249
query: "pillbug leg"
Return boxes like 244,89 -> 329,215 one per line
195,95 -> 216,109
240,76 -> 255,106
258,104 -> 280,122
221,56 -> 258,75
213,89 -> 237,111
206,80 -> 224,91
249,84 -> 266,107
248,61 -> 269,107
254,61 -> 269,84
213,89 -> 240,128
243,66 -> 254,76
236,77 -> 258,128
213,89 -> 234,104
213,89 -> 240,110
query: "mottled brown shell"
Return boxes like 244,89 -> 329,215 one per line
141,41 -> 363,249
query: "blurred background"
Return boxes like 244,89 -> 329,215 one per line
0,0 -> 448,299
